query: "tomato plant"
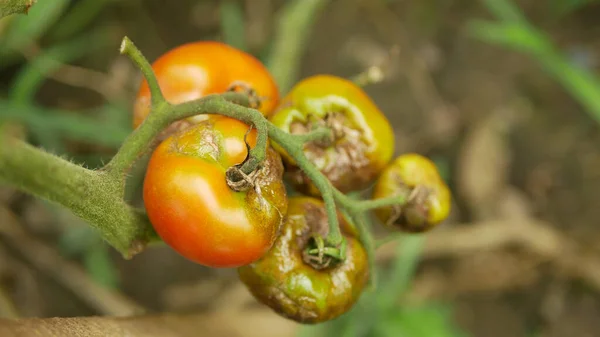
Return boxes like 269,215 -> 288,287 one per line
143,115 -> 288,268
371,153 -> 451,232
269,74 -> 395,196
133,41 -> 280,130
238,196 -> 368,324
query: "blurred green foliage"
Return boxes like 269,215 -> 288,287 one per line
0,0 -> 130,157
549,0 -> 598,17
0,0 -> 127,289
59,225 -> 120,289
469,0 -> 600,123
0,0 -> 70,58
220,0 -> 247,51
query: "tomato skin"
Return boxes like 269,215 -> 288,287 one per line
143,116 -> 288,268
238,196 -> 368,324
372,153 -> 451,233
133,41 -> 280,129
269,75 -> 394,196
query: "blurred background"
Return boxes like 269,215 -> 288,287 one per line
1,0 -> 600,336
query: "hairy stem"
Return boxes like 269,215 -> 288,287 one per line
267,125 -> 343,247
0,0 -> 35,19
334,188 -> 407,213
291,127 -> 332,143
119,37 -> 165,107
354,195 -> 408,212
0,137 -> 154,257
104,93 -> 254,181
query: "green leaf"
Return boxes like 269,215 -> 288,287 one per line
480,0 -> 526,24
377,304 -> 469,337
549,0 -> 597,17
467,20 -> 550,53
59,226 -> 103,256
297,322 -> 335,337
431,156 -> 451,183
219,0 -> 246,51
378,235 -> 424,310
10,27 -> 109,104
0,101 -> 130,147
83,243 -> 119,289
1,0 -> 70,53
267,0 -> 331,93
50,0 -> 116,40
468,15 -> 600,124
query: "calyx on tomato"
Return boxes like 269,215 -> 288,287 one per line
269,75 -> 395,196
143,115 -> 288,268
133,41 -> 280,135
238,196 -> 369,324
372,153 -> 451,232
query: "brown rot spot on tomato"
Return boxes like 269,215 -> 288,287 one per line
268,75 -> 395,197
286,111 -> 374,195
372,153 -> 451,233
143,116 -> 288,268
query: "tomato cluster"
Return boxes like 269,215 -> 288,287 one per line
136,41 -> 451,324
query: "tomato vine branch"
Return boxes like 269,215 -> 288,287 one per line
333,189 -> 379,288
354,195 -> 408,213
104,37 -> 267,184
119,37 -> 166,108
267,126 -> 343,248
109,36 -> 413,266
0,34 -> 414,276
291,127 -> 332,143
0,136 -> 155,258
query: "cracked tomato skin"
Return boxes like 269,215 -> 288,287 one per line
238,196 -> 368,324
143,115 -> 288,268
269,74 -> 394,196
372,153 -> 451,233
133,41 -> 280,129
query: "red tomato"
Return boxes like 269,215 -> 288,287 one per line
143,116 -> 288,268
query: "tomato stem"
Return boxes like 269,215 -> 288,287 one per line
332,188 -> 408,290
267,125 -> 344,248
0,0 -> 36,19
267,122 -> 410,271
119,37 -> 166,108
348,212 -> 377,291
0,136 -> 156,257
105,37 -> 269,186
291,127 -> 332,144
354,195 -> 408,212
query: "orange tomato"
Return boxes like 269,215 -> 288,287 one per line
143,115 -> 288,268
133,41 -> 279,129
